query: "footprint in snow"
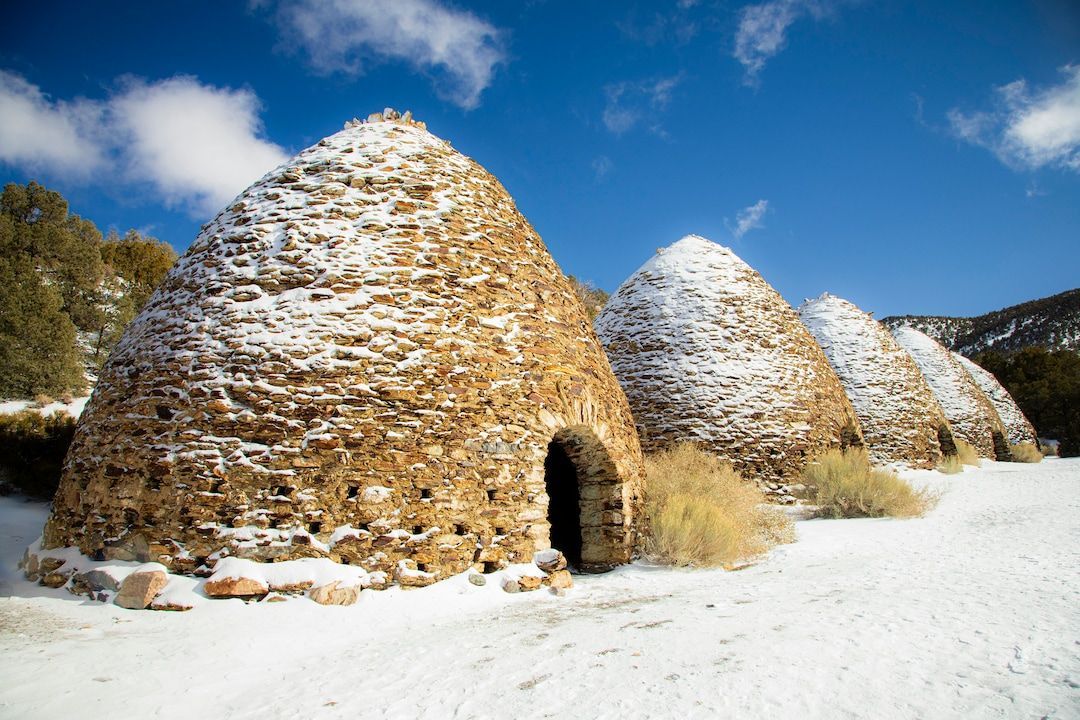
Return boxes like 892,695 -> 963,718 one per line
518,674 -> 551,690
1008,646 -> 1029,674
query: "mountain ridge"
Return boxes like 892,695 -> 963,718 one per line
881,288 -> 1080,356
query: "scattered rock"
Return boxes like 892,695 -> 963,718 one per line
309,581 -> 361,606
501,577 -> 521,594
546,569 -> 574,590
534,549 -> 566,573
468,572 -> 486,587
150,597 -> 194,612
517,575 -> 543,592
73,569 -> 121,594
203,576 -> 269,598
115,567 -> 169,609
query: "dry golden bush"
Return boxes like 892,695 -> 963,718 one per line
643,443 -> 794,567
802,447 -> 938,519
955,439 -> 981,466
1009,442 -> 1043,463
937,454 -> 963,474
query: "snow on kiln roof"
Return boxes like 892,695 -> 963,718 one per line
595,235 -> 862,487
799,293 -> 952,468
43,111 -> 646,580
891,325 -> 1007,460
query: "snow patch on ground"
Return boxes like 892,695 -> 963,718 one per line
1,460 -> 1078,719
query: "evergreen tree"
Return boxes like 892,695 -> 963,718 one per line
0,253 -> 84,397
0,182 -> 104,331
975,348 -> 1080,457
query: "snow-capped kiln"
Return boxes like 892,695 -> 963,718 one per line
952,353 -> 1037,446
595,235 -> 863,489
891,326 -> 1010,460
42,110 -> 645,584
799,293 -> 957,468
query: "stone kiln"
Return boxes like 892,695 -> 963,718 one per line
953,353 -> 1038,447
891,326 -> 1010,460
799,293 -> 957,468
42,110 -> 645,585
595,235 -> 863,492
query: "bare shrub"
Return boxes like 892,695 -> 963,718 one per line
955,439 -> 981,466
1009,442 -> 1042,463
802,447 -> 938,519
643,443 -> 794,567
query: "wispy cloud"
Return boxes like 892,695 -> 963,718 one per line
617,5 -> 699,46
727,199 -> 770,238
733,0 -> 836,84
267,0 -> 505,110
602,75 -> 682,135
947,65 -> 1080,173
0,71 -> 287,216
592,155 -> 613,181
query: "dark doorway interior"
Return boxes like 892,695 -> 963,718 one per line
544,439 -> 583,567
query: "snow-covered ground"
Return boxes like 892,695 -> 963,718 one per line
0,396 -> 89,418
1,460 -> 1078,719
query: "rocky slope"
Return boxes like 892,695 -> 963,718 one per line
882,288 -> 1080,356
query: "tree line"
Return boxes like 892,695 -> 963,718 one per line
0,181 -> 178,399
975,348 -> 1080,457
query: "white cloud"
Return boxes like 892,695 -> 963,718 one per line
592,155 -> 613,181
948,65 -> 1080,173
0,71 -> 287,217
602,75 -> 682,135
271,0 -> 505,110
727,199 -> 769,238
110,77 -> 288,214
733,0 -> 833,83
0,71 -> 106,177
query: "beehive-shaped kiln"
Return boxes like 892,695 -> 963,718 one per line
43,111 -> 645,581
799,293 -> 957,468
953,353 -> 1037,446
891,326 -> 1010,460
595,235 -> 862,488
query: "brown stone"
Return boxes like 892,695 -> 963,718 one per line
546,569 -> 574,590
534,550 -> 567,573
517,574 -> 543,592
309,581 -> 362,605
115,569 -> 169,609
204,576 -> 269,598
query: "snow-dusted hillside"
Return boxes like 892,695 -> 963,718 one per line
882,287 -> 1080,355
2,459 -> 1078,719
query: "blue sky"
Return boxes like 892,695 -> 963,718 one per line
1,0 -> 1077,318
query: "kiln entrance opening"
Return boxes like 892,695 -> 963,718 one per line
544,439 -> 583,567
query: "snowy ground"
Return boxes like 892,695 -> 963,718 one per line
1,460 -> 1078,719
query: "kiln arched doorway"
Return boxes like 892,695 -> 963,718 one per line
543,426 -> 624,572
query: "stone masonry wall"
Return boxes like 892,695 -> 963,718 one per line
800,293 -> 955,469
595,235 -> 864,492
43,111 -> 645,582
